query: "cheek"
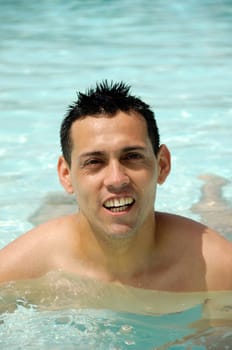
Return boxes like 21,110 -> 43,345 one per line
139,172 -> 157,197
72,175 -> 99,205
138,167 -> 157,185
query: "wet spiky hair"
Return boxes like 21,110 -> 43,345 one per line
60,80 -> 160,166
70,80 -> 136,116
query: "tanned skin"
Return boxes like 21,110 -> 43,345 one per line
0,111 -> 232,291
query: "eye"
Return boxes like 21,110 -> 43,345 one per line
82,158 -> 104,168
123,152 -> 144,161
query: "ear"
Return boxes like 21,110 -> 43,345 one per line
157,144 -> 171,185
57,156 -> 74,194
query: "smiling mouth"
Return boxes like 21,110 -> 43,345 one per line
103,197 -> 135,213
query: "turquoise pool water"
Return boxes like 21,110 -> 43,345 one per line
0,305 -> 203,349
0,0 -> 232,348
1,272 -> 232,349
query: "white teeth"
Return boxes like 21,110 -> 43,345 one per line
104,197 -> 134,209
110,205 -> 128,213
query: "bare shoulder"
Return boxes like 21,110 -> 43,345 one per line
1,214 -> 78,250
156,211 -> 232,244
156,211 -> 208,238
156,212 -> 232,290
202,226 -> 232,289
0,214 -> 79,284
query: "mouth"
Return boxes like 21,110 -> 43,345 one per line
103,197 -> 135,213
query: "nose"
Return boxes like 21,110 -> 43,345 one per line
103,160 -> 129,191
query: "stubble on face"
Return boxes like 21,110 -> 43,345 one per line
68,112 -> 159,246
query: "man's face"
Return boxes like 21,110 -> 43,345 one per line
61,111 -> 166,240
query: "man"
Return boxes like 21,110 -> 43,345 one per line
0,81 -> 232,291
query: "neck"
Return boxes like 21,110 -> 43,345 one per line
77,213 -> 157,280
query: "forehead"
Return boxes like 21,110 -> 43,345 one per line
70,111 -> 151,153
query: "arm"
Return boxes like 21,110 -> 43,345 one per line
158,294 -> 232,349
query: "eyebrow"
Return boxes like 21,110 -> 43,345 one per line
121,146 -> 146,153
79,151 -> 105,159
